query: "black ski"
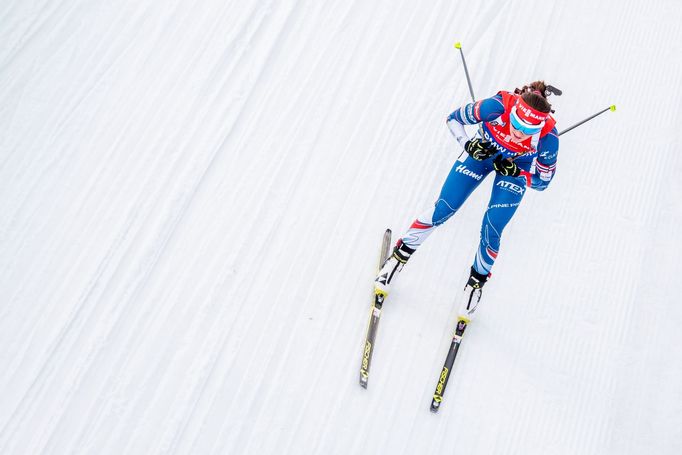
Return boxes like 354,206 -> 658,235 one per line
430,317 -> 468,412
359,228 -> 392,388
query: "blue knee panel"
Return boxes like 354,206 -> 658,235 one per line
432,198 -> 457,225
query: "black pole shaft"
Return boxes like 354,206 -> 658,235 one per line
456,43 -> 476,102
454,42 -> 614,138
558,106 -> 613,136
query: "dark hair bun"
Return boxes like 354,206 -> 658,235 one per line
515,81 -> 554,113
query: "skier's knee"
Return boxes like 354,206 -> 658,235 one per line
480,223 -> 502,251
432,199 -> 457,225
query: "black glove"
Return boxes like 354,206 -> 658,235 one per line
464,138 -> 496,161
493,155 -> 520,177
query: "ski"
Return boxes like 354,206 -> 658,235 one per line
430,316 -> 468,412
359,228 -> 392,388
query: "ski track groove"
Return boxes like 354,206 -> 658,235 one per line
1,0 -> 284,452
143,4 -> 300,451
265,10 -> 369,455
128,1 -> 314,454
306,1 -> 433,452
185,8 -> 320,454
0,1 -> 178,382
230,13 -> 378,455
36,47 -> 227,454
3,3 -> 146,448
237,3 -> 372,454
0,157 -> 155,452
0,0 -> 69,70
121,2 -> 294,453
261,0 -> 378,448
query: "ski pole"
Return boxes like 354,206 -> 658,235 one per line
454,42 -> 476,102
454,42 -> 616,137
455,42 -> 486,138
558,105 -> 616,136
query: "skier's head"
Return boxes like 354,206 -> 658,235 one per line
515,80 -> 554,114
509,81 -> 554,138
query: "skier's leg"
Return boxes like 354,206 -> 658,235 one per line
459,172 -> 527,321
472,173 -> 527,276
401,153 -> 489,249
375,153 -> 491,295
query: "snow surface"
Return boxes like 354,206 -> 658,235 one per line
1,0 -> 681,454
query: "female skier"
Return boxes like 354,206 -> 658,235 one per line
374,81 -> 560,321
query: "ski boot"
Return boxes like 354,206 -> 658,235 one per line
457,267 -> 489,322
373,240 -> 415,305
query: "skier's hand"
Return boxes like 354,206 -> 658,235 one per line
464,138 -> 496,161
493,155 -> 520,177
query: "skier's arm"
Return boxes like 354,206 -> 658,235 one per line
446,94 -> 505,148
529,128 -> 559,191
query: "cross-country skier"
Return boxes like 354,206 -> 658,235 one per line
375,80 -> 560,321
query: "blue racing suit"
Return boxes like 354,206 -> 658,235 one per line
401,92 -> 560,277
